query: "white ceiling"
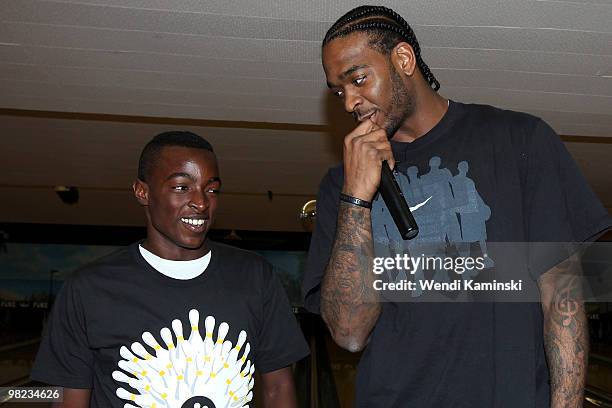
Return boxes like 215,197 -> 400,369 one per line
1,0 -> 611,231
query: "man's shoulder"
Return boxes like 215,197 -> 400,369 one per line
68,245 -> 134,284
208,241 -> 278,289
457,101 -> 542,131
209,241 -> 271,269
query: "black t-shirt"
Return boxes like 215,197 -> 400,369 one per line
302,101 -> 611,407
32,241 -> 309,408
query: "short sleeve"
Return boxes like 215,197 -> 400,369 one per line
301,168 -> 343,314
254,265 -> 310,373
523,119 -> 612,278
30,276 -> 93,388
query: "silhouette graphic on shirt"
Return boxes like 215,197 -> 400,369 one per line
451,161 -> 494,273
372,156 -> 493,297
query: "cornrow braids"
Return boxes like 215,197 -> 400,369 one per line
323,5 -> 440,91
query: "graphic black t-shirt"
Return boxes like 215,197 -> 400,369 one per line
302,101 -> 611,407
32,241 -> 309,408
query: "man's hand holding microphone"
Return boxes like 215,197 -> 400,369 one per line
341,118 -> 418,240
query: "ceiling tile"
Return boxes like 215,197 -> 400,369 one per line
424,47 -> 612,76
435,69 -> 612,96
418,25 -> 612,56
1,22 -> 320,61
4,0 -> 329,41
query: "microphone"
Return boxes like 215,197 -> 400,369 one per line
379,161 -> 419,240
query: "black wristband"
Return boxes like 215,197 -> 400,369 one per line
339,193 -> 372,209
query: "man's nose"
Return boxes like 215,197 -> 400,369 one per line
188,190 -> 208,211
344,89 -> 363,114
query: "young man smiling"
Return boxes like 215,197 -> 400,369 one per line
32,131 -> 309,408
302,5 -> 611,408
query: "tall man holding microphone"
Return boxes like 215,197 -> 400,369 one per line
302,5 -> 611,407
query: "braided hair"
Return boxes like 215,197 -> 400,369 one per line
323,5 -> 440,91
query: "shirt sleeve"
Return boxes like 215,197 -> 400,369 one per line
523,118 -> 612,279
254,264 -> 310,373
301,168 -> 343,314
30,275 -> 93,388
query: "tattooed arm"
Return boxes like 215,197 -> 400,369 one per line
320,201 -> 380,352
539,255 -> 588,408
319,119 -> 392,352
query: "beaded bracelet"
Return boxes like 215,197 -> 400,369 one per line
339,192 -> 372,209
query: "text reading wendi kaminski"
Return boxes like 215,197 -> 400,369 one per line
372,254 -> 523,292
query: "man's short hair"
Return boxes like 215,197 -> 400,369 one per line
138,131 -> 214,182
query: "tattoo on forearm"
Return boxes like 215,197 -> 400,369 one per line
320,202 -> 380,347
542,260 -> 588,408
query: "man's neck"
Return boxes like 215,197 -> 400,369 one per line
392,92 -> 448,143
141,237 -> 209,261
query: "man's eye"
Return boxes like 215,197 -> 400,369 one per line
353,76 -> 366,86
206,188 -> 220,195
173,186 -> 188,192
333,89 -> 344,98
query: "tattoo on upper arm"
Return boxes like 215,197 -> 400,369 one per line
541,258 -> 588,408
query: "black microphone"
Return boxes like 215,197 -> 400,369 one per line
379,161 -> 419,240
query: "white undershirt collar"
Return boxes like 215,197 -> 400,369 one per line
139,245 -> 211,280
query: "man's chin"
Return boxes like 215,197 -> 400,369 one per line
178,235 -> 209,251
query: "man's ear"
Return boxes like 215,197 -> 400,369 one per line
391,42 -> 417,76
133,179 -> 149,206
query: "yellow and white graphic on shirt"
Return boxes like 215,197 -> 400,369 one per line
113,309 -> 254,408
